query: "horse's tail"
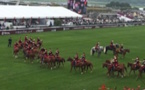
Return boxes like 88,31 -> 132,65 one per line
90,48 -> 93,55
124,65 -> 127,73
91,63 -> 93,68
63,58 -> 65,62
103,46 -> 106,53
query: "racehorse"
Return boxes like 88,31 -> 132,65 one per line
138,66 -> 145,78
127,62 -> 140,75
105,60 -> 127,74
37,40 -> 43,48
115,49 -> 130,58
84,60 -> 93,72
55,57 -> 65,67
90,46 -> 104,57
25,48 -> 36,63
103,63 -> 124,77
48,55 -> 57,70
67,57 -> 85,74
40,55 -> 51,66
104,44 -> 119,54
13,47 -> 20,58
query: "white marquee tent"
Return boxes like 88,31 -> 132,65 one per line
0,5 -> 82,19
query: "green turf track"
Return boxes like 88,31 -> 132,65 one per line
0,26 -> 145,90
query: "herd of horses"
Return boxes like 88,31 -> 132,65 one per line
13,37 -> 93,74
13,38 -> 145,77
90,44 -> 130,58
90,44 -> 145,78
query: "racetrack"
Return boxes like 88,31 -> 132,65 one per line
0,26 -> 145,90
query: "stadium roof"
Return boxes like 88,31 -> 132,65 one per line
0,5 -> 82,19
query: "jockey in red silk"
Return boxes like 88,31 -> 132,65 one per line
48,49 -> 53,56
142,59 -> 145,71
27,47 -> 31,54
120,44 -> 124,52
113,55 -> 118,68
44,51 -> 48,59
41,48 -> 45,52
95,42 -> 100,50
18,37 -> 22,44
74,53 -> 79,61
14,42 -> 18,48
37,37 -> 40,43
81,52 -> 86,62
133,57 -> 140,68
55,48 -> 59,58
110,40 -> 114,48
25,35 -> 28,41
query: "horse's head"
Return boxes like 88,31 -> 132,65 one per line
102,63 -> 107,68
126,49 -> 130,53
127,62 -> 132,67
67,57 -> 73,62
62,58 -> 65,62
105,60 -> 111,64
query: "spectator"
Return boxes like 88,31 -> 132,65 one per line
8,37 -> 12,47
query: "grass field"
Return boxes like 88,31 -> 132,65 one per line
0,26 -> 145,90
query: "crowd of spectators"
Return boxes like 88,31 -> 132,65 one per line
1,10 -> 145,30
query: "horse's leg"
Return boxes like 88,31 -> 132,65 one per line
129,69 -> 132,75
89,65 -> 93,73
121,71 -> 124,78
70,66 -> 73,72
105,48 -> 107,54
92,50 -> 94,56
133,70 -> 136,75
62,61 -> 64,67
81,66 -> 84,74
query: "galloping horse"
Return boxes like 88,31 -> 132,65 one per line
25,48 -> 36,63
48,54 -> 56,69
41,55 -> 52,67
127,62 -> 140,75
138,66 -> 145,78
105,60 -> 127,74
115,49 -> 130,58
55,57 -> 65,67
103,63 -> 125,77
84,60 -> 93,72
90,46 -> 104,57
37,40 -> 43,48
67,57 -> 85,74
104,44 -> 119,54
13,47 -> 20,58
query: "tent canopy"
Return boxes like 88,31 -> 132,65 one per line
0,5 -> 82,19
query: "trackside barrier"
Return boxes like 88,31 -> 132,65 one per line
0,22 -> 144,35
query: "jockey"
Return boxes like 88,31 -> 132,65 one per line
25,35 -> 28,41
41,48 -> 45,52
120,44 -> 124,52
55,48 -> 60,59
18,37 -> 22,44
44,51 -> 48,59
27,47 -> 31,54
133,57 -> 140,68
81,52 -> 86,62
95,42 -> 100,50
37,37 -> 40,43
142,59 -> 145,65
74,53 -> 79,65
48,49 -> 53,56
142,59 -> 145,72
110,40 -> 114,48
113,55 -> 118,68
14,42 -> 18,48
74,53 -> 79,61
